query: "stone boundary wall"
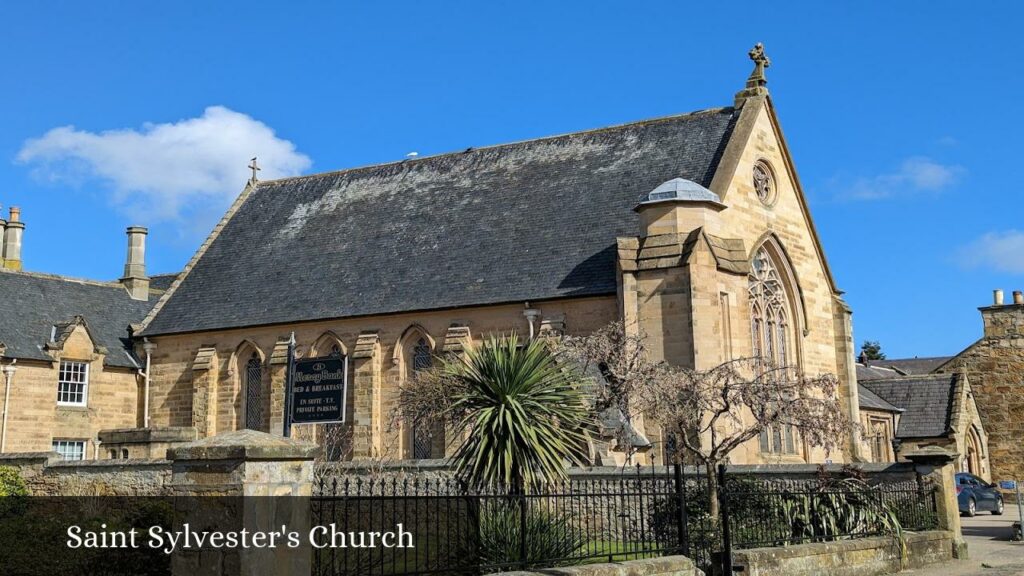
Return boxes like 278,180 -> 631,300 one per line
732,530 -> 954,576
0,452 -> 171,495
493,555 -> 703,576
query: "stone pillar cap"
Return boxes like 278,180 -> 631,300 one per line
168,429 -> 319,461
902,445 -> 960,465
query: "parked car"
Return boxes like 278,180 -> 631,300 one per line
956,472 -> 1004,517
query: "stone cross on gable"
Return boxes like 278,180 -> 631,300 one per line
248,157 -> 261,184
746,43 -> 770,89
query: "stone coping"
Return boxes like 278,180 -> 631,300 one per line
318,461 -> 916,477
0,452 -> 59,465
98,426 -> 197,444
321,458 -> 451,472
49,459 -> 170,469
168,429 -> 319,462
490,555 -> 700,576
733,529 -> 952,559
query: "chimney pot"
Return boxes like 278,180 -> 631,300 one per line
8,207 -> 19,223
1015,291 -> 1023,305
994,289 -> 1005,306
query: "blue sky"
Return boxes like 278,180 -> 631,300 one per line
1,2 -> 1020,358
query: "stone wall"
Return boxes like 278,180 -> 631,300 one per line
98,426 -> 197,459
144,296 -> 617,457
732,530 -> 953,576
0,452 -> 170,496
0,323 -> 140,454
494,555 -> 703,576
940,302 -> 1024,482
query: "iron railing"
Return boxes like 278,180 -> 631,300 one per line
719,469 -> 939,551
310,465 -> 940,576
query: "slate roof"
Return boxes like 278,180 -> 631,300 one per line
857,384 -> 902,413
0,270 -> 160,368
143,108 -> 739,335
856,363 -> 903,382
149,273 -> 179,293
860,375 -> 958,439
866,357 -> 952,376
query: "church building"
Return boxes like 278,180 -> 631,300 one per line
131,45 -> 865,465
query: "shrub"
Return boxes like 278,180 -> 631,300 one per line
475,500 -> 586,568
0,466 -> 27,497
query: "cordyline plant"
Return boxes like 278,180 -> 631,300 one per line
562,321 -> 852,517
398,334 -> 594,492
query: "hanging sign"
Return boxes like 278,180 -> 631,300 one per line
289,355 -> 348,426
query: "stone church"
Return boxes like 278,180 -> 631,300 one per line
125,45 -> 864,465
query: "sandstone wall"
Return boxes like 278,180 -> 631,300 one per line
0,452 -> 170,496
941,303 -> 1024,482
145,296 -> 617,459
0,323 -> 140,454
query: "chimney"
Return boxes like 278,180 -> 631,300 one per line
0,208 -> 6,268
120,226 -> 149,300
2,207 -> 24,271
981,288 -> 1024,339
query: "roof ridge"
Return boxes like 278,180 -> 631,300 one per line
0,267 -> 123,289
258,107 -> 734,187
862,373 -> 956,384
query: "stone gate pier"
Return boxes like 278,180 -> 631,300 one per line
167,429 -> 318,576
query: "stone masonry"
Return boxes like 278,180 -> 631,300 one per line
939,299 -> 1024,482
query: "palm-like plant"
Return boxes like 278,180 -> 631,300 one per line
442,335 -> 593,491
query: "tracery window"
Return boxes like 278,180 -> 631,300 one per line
749,248 -> 790,368
750,245 -> 800,456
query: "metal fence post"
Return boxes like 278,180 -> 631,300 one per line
673,462 -> 690,556
519,490 -> 528,568
718,464 -> 733,575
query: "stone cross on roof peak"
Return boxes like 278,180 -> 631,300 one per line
747,43 -> 770,87
248,157 -> 261,185
735,42 -> 771,106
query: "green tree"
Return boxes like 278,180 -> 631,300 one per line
399,334 -> 593,490
860,340 -> 886,361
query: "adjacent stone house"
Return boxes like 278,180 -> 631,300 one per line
856,373 -> 990,480
0,214 -> 174,458
132,46 -> 864,465
935,290 -> 1024,483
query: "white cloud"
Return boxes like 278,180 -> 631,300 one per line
16,106 -> 311,220
958,230 -> 1024,274
843,156 -> 964,200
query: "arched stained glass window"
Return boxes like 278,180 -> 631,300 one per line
750,246 -> 800,456
410,337 -> 434,459
749,248 -> 790,368
245,352 -> 263,431
412,339 -> 433,371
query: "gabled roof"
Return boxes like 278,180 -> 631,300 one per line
0,269 -> 160,367
142,107 -> 739,335
860,374 -> 958,439
857,384 -> 902,413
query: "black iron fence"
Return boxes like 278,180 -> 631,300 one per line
311,465 -> 939,576
718,467 -> 939,569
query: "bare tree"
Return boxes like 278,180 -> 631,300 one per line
561,322 -> 852,516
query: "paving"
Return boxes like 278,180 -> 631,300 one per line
904,503 -> 1024,575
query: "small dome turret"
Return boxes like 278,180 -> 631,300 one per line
639,178 -> 723,206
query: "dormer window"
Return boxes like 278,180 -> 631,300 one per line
57,360 -> 89,406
